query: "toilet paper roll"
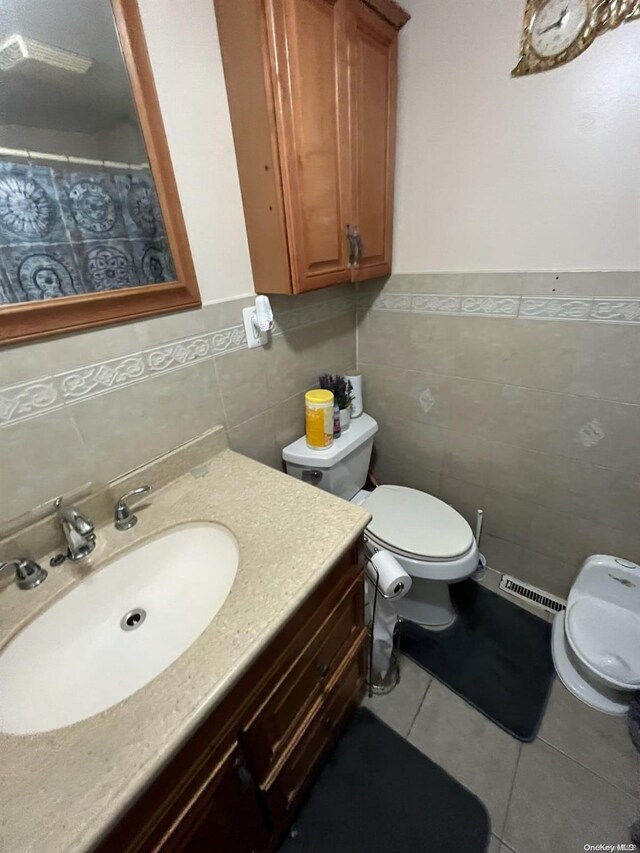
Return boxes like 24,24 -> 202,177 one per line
365,549 -> 412,600
346,372 -> 363,418
372,597 -> 397,679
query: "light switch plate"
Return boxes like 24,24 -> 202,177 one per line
242,306 -> 268,349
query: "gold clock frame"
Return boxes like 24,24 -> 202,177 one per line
512,0 -> 640,76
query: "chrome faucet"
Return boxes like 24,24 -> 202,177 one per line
0,558 -> 47,590
55,497 -> 96,561
114,485 -> 152,531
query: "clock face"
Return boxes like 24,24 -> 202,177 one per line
530,0 -> 590,57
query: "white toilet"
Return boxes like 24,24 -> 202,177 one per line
552,554 -> 640,715
282,413 -> 478,628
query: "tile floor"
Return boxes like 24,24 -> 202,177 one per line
363,580 -> 640,852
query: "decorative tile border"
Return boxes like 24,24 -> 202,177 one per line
0,294 -> 355,427
460,296 -> 520,317
367,292 -> 640,324
519,297 -> 592,321
590,299 -> 640,323
0,379 -> 61,425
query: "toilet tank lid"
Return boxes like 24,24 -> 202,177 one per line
282,413 -> 378,468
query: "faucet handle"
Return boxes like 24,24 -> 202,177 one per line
0,558 -> 47,591
114,485 -> 152,531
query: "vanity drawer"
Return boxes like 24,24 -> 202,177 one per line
242,572 -> 364,782
262,636 -> 366,819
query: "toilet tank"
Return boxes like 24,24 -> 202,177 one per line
282,413 -> 378,501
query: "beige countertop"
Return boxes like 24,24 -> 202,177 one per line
0,445 -> 370,853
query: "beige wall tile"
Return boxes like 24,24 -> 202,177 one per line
446,376 -> 504,437
452,317 -> 517,384
2,321 -> 141,385
481,534 -> 523,576
571,323 -> 640,405
492,385 -> 568,455
438,475 -> 487,527
215,347 -> 270,429
441,430 -> 498,488
1,288 -> 358,527
360,365 -> 450,430
356,271 -> 640,597
358,309 -> 411,368
406,313 -> 462,376
370,451 -> 405,487
273,392 -> 306,451
502,319 -> 584,394
227,409 -> 281,471
400,462 -> 443,495
520,271 -> 600,297
361,273 -> 464,294
269,281 -> 354,313
265,315 -> 355,405
134,307 -> 208,348
458,273 -> 523,296
201,296 -> 254,331
562,395 -> 640,473
264,332 -> 314,404
361,365 -> 409,423
71,361 -> 225,486
480,489 -> 534,547
487,444 -> 574,510
0,410 -> 92,526
517,547 -> 577,597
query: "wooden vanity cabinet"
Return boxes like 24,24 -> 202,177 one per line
97,545 -> 366,853
214,0 -> 409,295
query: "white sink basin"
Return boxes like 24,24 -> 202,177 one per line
0,523 -> 238,735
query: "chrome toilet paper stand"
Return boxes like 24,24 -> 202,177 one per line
365,557 -> 402,697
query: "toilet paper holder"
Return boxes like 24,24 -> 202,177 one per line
365,556 -> 402,697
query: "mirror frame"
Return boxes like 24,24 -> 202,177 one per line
0,0 -> 200,347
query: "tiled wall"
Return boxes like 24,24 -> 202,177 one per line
0,284 -> 356,527
0,162 -> 172,303
358,272 -> 640,598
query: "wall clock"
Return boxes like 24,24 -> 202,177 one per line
512,0 -> 640,76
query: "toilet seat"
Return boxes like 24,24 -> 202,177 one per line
362,485 -> 475,561
565,598 -> 640,689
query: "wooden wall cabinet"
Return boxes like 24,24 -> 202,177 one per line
97,546 -> 366,852
215,0 -> 409,295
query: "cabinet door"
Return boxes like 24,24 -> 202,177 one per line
348,0 -> 398,280
159,744 -> 268,853
267,0 -> 353,292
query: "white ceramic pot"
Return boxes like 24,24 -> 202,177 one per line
339,408 -> 351,431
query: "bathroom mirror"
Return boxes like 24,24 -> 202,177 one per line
0,0 -> 199,345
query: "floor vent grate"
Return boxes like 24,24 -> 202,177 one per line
499,575 -> 566,615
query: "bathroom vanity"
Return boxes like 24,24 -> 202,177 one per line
0,430 -> 370,853
99,548 -> 366,852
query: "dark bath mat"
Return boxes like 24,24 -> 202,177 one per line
279,707 -> 490,853
401,580 -> 555,742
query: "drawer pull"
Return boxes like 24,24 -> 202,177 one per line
316,662 -> 330,678
233,756 -> 254,792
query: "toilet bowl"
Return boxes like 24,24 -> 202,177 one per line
357,485 -> 478,627
282,414 -> 478,628
551,554 -> 640,715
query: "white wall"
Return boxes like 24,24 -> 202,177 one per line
138,0 -> 255,303
394,0 -> 640,273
